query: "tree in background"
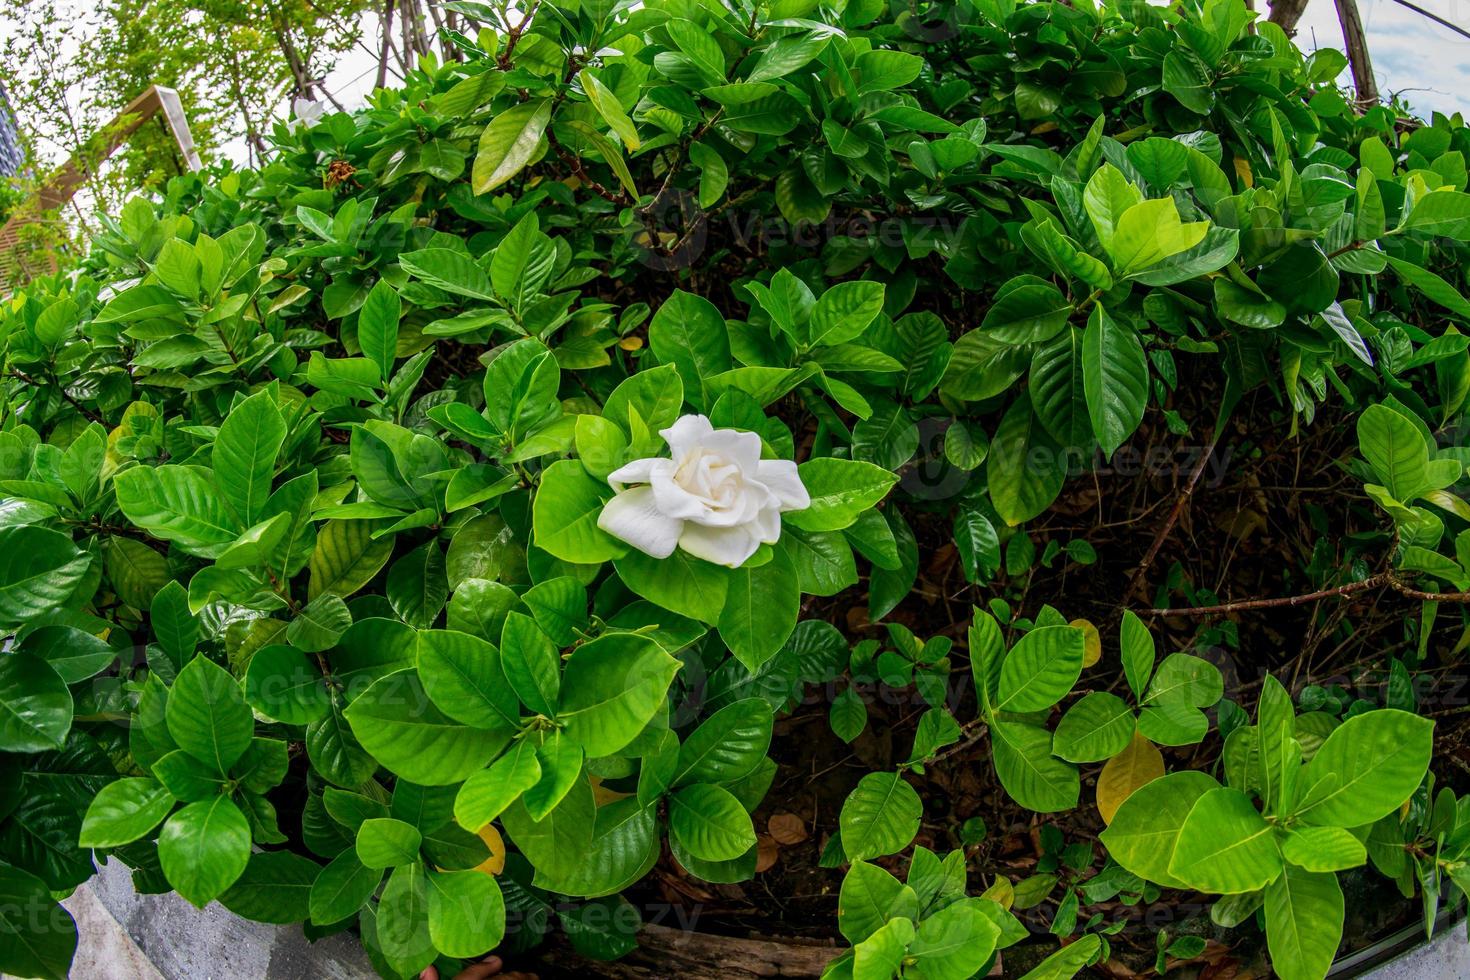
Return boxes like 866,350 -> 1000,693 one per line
0,0 -> 368,215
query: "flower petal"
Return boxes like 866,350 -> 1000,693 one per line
598,486 -> 682,558
756,459 -> 810,511
679,523 -> 760,568
607,456 -> 665,490
660,415 -> 716,458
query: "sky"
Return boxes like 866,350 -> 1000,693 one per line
1292,0 -> 1470,118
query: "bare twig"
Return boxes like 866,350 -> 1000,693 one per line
1126,432 -> 1216,600
1143,572 -> 1470,617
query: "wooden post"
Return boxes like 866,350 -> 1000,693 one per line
0,85 -> 201,291
1334,0 -> 1380,104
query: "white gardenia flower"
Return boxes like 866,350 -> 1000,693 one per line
597,414 -> 810,569
290,97 -> 324,131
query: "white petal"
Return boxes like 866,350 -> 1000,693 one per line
750,505 -> 782,544
607,456 -> 664,490
650,464 -> 715,520
679,523 -> 761,568
698,427 -> 762,472
756,459 -> 810,511
660,414 -> 715,458
597,486 -> 682,558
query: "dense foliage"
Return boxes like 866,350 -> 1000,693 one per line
4,0 -> 1470,978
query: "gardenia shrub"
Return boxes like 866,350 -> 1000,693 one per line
2,0 -> 1470,978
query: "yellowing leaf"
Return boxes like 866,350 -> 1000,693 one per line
1233,156 -> 1253,188
1070,618 -> 1102,668
1097,732 -> 1164,825
473,824 -> 506,876
981,876 -> 1015,909
590,775 -> 632,806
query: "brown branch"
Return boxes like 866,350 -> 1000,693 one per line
1126,433 -> 1216,600
9,369 -> 103,423
1143,572 -> 1470,617
498,0 -> 543,69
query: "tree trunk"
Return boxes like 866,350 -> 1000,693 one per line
376,0 -> 396,89
1268,0 -> 1311,32
1334,0 -> 1379,104
532,923 -> 842,979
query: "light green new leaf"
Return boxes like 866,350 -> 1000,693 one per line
1265,865 -> 1344,980
473,100 -> 552,193
166,654 -> 254,773
1296,709 -> 1433,827
996,625 -> 1085,713
990,720 -> 1079,813
157,796 -> 252,907
839,771 -> 923,860
1169,787 -> 1283,893
1099,770 -> 1219,888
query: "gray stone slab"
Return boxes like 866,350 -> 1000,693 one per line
79,858 -> 376,980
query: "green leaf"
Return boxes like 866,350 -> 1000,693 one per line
809,281 -> 885,348
157,796 -> 252,907
1017,934 -> 1101,980
579,69 -> 639,150
853,915 -> 914,979
1296,709 -> 1434,827
376,863 -> 435,976
213,390 -> 286,526
1357,403 -> 1432,501
996,625 -> 1085,713
455,741 -> 541,829
344,669 -> 511,785
473,99 -> 552,193
244,645 -> 329,725
417,629 -> 521,731
1400,189 -> 1470,238
718,542 -> 799,671
784,458 -> 898,533
1119,610 -> 1154,700
356,817 -> 423,868
1162,48 -> 1212,113
310,849 -> 383,925
839,771 -> 923,861
1100,771 -> 1219,888
1082,306 -> 1148,459
1053,692 -> 1135,763
675,699 -> 774,786
648,290 -> 732,410
79,777 -> 175,847
114,465 -> 240,557
500,776 -> 595,886
308,520 -> 394,600
1169,787 -> 1283,893
0,654 -> 73,752
615,549 -> 729,622
1265,865 -> 1344,980
669,784 -> 757,862
559,633 -> 680,757
908,898 -> 1001,980
386,541 -> 448,630
987,398 -> 1066,526
357,279 -> 401,380
990,720 -> 1079,813
499,612 -> 561,716
0,528 -> 84,628
837,861 -> 918,944
151,580 -> 197,665
287,592 -> 352,653
1280,826 -> 1366,872
981,280 -> 1072,344
0,863 -> 76,980
533,460 -> 624,563
399,248 -> 495,301
427,869 -> 506,957
166,654 -> 254,773
219,850 -> 319,925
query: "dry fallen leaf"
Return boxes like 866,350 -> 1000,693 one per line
756,835 -> 780,873
1096,731 -> 1165,825
768,812 -> 808,845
